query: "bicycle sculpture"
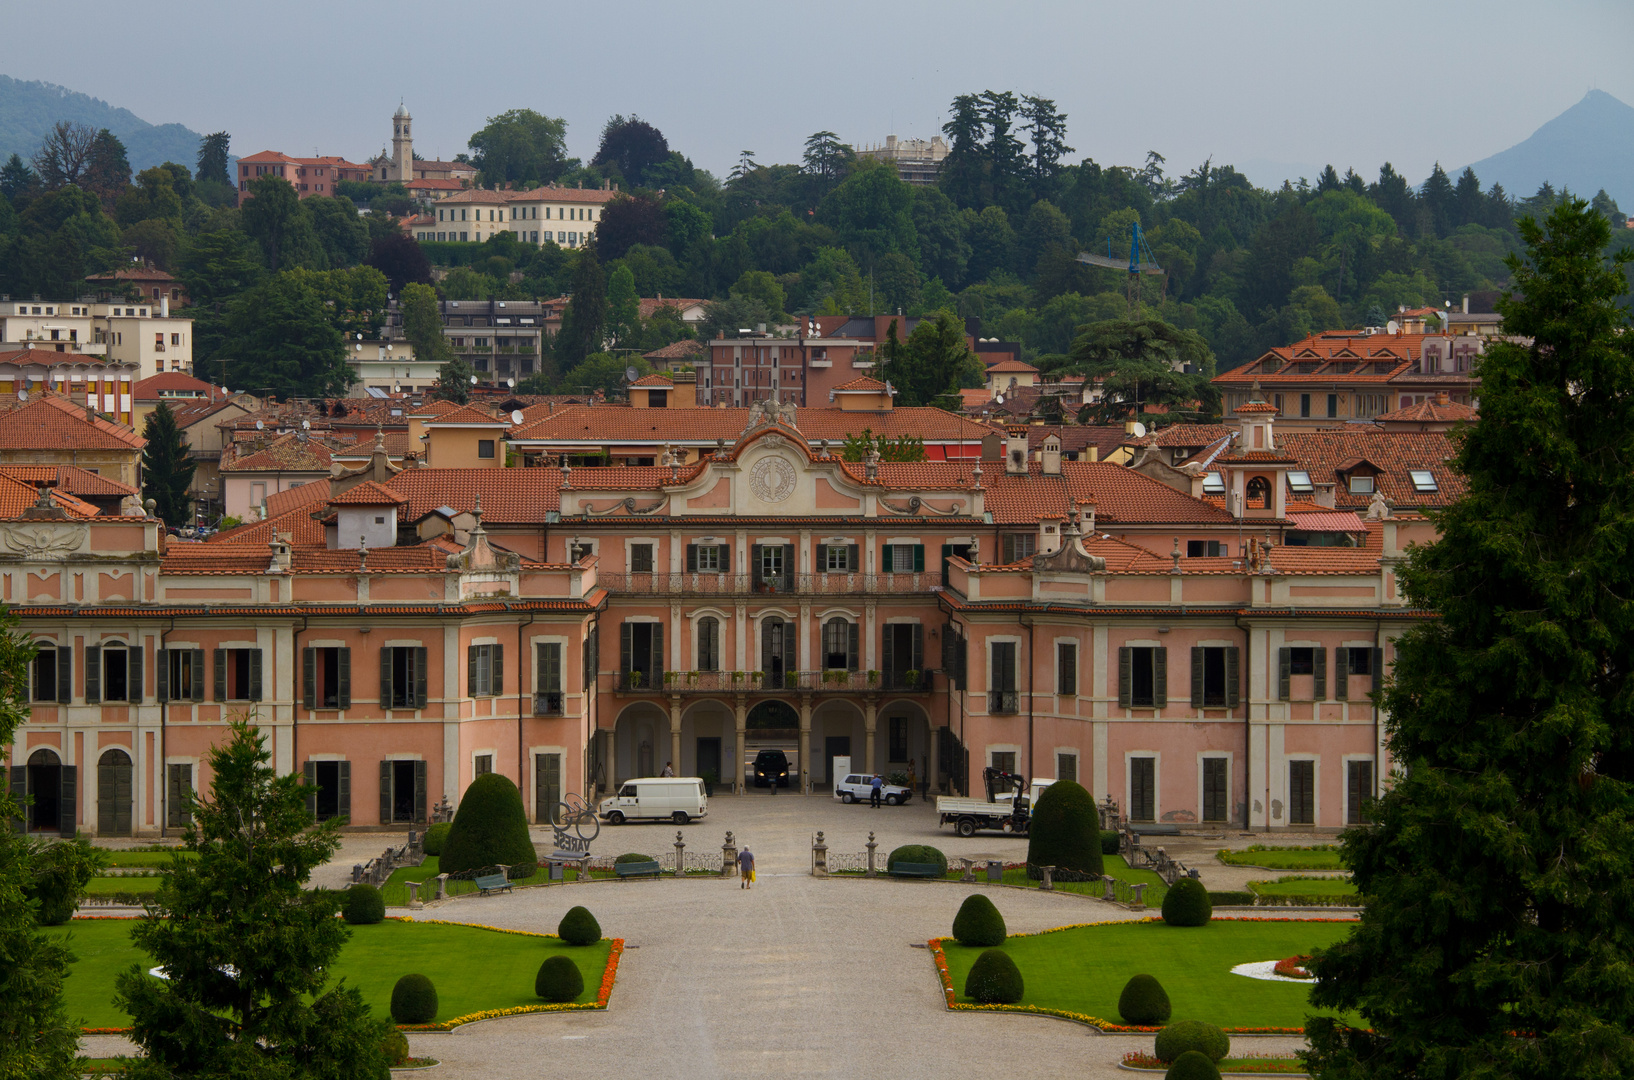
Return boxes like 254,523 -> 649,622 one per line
552,792 -> 600,854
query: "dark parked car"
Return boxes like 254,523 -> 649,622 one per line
753,748 -> 791,787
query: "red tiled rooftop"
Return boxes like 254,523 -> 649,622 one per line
0,394 -> 144,450
222,434 -> 333,472
329,480 -> 410,506
831,377 -> 889,393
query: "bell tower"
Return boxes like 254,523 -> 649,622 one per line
392,101 -> 412,182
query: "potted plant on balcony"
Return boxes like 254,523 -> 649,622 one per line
686,670 -> 700,686
904,669 -> 920,690
627,670 -> 644,690
750,671 -> 764,686
866,670 -> 880,687
825,669 -> 846,687
731,670 -> 745,686
664,671 -> 678,687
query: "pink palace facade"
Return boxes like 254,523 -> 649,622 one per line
4,398 -> 1450,837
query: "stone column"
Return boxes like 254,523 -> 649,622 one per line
864,697 -> 878,775
734,695 -> 748,794
669,695 -> 683,777
798,694 -> 812,794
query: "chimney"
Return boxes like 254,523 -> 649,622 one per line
671,371 -> 697,409
1435,391 -> 1450,406
1462,294 -> 1469,315
161,296 -> 169,318
1005,432 -> 1028,475
1041,433 -> 1062,475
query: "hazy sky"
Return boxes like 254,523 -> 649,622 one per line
8,0 -> 1632,188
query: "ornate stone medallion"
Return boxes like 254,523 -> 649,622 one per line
749,456 -> 797,503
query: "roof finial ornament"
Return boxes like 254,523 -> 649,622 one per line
971,462 -> 984,490
472,491 -> 483,524
358,535 -> 368,570
1171,537 -> 1182,573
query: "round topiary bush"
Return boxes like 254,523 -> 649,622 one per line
951,893 -> 1007,947
886,844 -> 947,876
341,883 -> 385,925
964,948 -> 1024,1004
440,773 -> 537,877
535,955 -> 584,1002
421,822 -> 451,857
381,1028 -> 410,1066
1025,780 -> 1103,880
1165,1050 -> 1222,1080
1101,829 -> 1121,856
558,905 -> 601,945
390,973 -> 439,1024
614,852 -> 653,864
1155,1020 -> 1230,1063
1161,877 -> 1213,927
1118,973 -> 1172,1025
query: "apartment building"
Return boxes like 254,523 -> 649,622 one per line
855,135 -> 950,186
0,297 -> 193,380
414,186 -> 620,249
236,152 -> 371,203
379,297 -> 548,384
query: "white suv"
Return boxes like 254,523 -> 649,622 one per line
834,774 -> 912,805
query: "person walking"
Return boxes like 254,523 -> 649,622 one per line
870,774 -> 883,808
661,761 -> 674,777
738,845 -> 755,889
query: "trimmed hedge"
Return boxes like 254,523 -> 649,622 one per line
1161,878 -> 1213,926
422,822 -> 452,857
1165,1050 -> 1222,1080
1155,1020 -> 1230,1063
342,883 -> 385,925
440,773 -> 538,877
1025,780 -> 1103,880
886,844 -> 947,876
1208,890 -> 1255,907
558,905 -> 601,945
390,973 -> 439,1024
1101,829 -> 1120,855
1118,973 -> 1172,1025
535,955 -> 584,1002
964,948 -> 1024,1004
952,893 -> 1007,947
614,852 -> 655,864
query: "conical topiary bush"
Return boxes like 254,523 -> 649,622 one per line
534,955 -> 583,1002
1161,877 -> 1213,926
964,948 -> 1024,1004
1025,780 -> 1103,880
439,773 -> 537,877
951,893 -> 1007,947
1164,1050 -> 1222,1080
1118,973 -> 1172,1024
558,905 -> 601,945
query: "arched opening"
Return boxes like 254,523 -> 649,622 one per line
746,700 -> 798,729
612,702 -> 666,784
875,701 -> 934,795
1245,476 -> 1271,510
97,748 -> 133,835
25,747 -> 63,833
822,617 -> 858,671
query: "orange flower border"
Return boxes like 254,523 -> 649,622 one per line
74,918 -> 625,1034
927,914 -> 1358,1036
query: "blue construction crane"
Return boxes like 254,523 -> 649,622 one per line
1076,222 -> 1166,313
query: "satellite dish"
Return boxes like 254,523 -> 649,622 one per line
255,419 -> 264,430
995,395 -> 1004,404
624,366 -> 638,383
301,419 -> 311,430
1131,422 -> 1147,438
16,390 -> 26,402
510,410 -> 524,424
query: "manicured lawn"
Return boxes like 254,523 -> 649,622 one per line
1250,876 -> 1357,896
95,851 -> 197,869
940,919 -> 1357,1029
1220,846 -> 1345,870
49,918 -> 611,1028
84,877 -> 161,895
378,855 -> 570,905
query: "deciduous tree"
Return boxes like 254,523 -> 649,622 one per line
1304,197 -> 1634,1080
32,121 -> 96,190
364,232 -> 432,294
1047,317 -> 1216,424
141,402 -> 196,526
591,115 -> 669,188
224,272 -> 352,399
468,109 -> 568,187
240,176 -> 319,272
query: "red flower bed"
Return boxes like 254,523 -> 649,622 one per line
1273,955 -> 1314,979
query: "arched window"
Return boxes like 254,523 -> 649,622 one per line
98,748 -> 133,835
823,617 -> 858,671
1245,476 -> 1271,510
697,617 -> 719,672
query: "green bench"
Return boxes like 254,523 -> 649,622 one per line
473,873 -> 512,895
889,862 -> 942,879
613,860 -> 662,879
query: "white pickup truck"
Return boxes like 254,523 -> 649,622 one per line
937,776 -> 1055,837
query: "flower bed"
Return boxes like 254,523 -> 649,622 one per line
1122,1050 -> 1308,1074
1272,955 -> 1313,979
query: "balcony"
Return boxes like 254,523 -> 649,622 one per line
988,690 -> 1020,714
533,691 -> 565,716
601,571 -> 936,597
615,669 -> 937,696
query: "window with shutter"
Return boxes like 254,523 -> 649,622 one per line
1130,757 -> 1156,821
1278,647 -> 1293,700
166,763 -> 192,828
1057,641 -> 1077,696
1226,646 -> 1240,708
536,642 -> 564,715
1202,758 -> 1228,822
1192,647 -> 1231,707
1122,647 -> 1159,707
190,649 -> 204,702
1289,760 -> 1315,824
86,645 -> 101,704
1334,647 -> 1349,699
697,619 -> 718,672
989,641 -> 1017,712
1347,759 -> 1373,824
1153,647 -> 1167,707
1312,647 -> 1327,700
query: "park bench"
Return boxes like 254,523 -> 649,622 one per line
889,862 -> 942,879
473,873 -> 512,896
613,859 -> 662,879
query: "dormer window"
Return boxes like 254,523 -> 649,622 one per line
1286,471 -> 1313,494
1348,475 -> 1375,494
1409,470 -> 1437,493
1202,472 -> 1225,495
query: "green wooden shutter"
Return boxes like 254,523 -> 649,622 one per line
413,761 -> 427,824
1001,534 -> 1016,563
847,621 -> 859,671
336,648 -> 351,709
781,621 -> 795,685
338,761 -> 351,820
414,647 -> 428,708
56,647 -> 71,704
128,645 -> 142,702
1060,642 -> 1077,696
492,644 -> 503,697
1190,647 -> 1204,707
882,624 -> 894,682
86,645 -> 101,704
1277,648 -> 1292,701
467,645 -> 479,697
620,622 -> 632,680
846,543 -> 859,571
304,760 -> 318,817
1312,647 -> 1327,701
911,624 -> 923,674
249,649 -> 263,701
189,650 -> 204,703
1226,646 -> 1241,708
9,766 -> 25,832
815,544 -> 828,570
1153,647 -> 1168,708
880,544 -> 893,572
302,647 -> 315,709
760,619 -> 773,675
214,649 -> 227,701
57,766 -> 76,837
381,647 -> 394,708
720,544 -> 730,572
750,544 -> 764,587
912,544 -> 925,572
1334,647 -> 1349,700
1117,647 -> 1131,708
781,544 -> 795,588
1372,648 -> 1384,686
649,626 -> 662,686
379,761 -> 392,824
686,543 -> 698,571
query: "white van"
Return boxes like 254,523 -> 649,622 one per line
598,778 -> 708,825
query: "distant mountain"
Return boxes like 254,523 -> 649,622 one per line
1458,90 -> 1634,208
0,74 -> 225,176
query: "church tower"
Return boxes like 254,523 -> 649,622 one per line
392,102 -> 413,182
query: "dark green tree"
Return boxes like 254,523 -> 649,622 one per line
439,774 -> 537,877
196,132 -> 231,187
557,246 -> 607,367
1020,94 -> 1073,201
939,93 -> 987,210
0,153 -> 40,206
223,272 -> 351,399
114,721 -> 393,1080
1047,318 -> 1216,424
591,115 -> 669,188
1304,198 -> 1634,1080
0,607 -> 80,1080
240,176 -> 319,272
888,309 -> 983,407
82,129 -> 131,210
468,109 -> 568,187
802,131 -> 855,202
1420,162 -> 1455,238
178,230 -> 264,382
840,428 -> 926,463
141,402 -> 196,526
364,232 -> 433,294
305,196 -> 369,268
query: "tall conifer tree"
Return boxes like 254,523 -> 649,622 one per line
141,402 -> 196,526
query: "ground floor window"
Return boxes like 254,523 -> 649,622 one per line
1289,760 -> 1315,825
1202,757 -> 1228,822
1130,756 -> 1155,821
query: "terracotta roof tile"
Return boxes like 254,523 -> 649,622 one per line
1150,424 -> 1235,448
1286,510 -> 1368,532
0,464 -> 136,498
1277,430 -> 1464,510
832,377 -> 888,393
1374,398 -> 1479,423
0,348 -> 135,370
629,374 -> 675,388
986,359 -> 1039,374
0,394 -> 144,450
133,372 -> 226,401
424,404 -> 507,426
264,479 -> 332,517
507,405 -> 993,446
328,480 -> 409,506
0,474 -> 99,518
222,434 -> 333,473
642,340 -> 704,361
385,468 -> 563,523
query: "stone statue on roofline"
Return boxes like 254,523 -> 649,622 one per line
1366,489 -> 1394,520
